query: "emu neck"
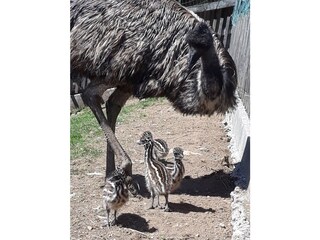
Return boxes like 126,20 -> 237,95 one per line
145,142 -> 155,164
201,46 -> 221,79
200,46 -> 223,98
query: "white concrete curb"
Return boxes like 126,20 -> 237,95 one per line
225,96 -> 250,240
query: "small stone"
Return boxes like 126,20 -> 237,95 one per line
199,147 -> 209,152
87,226 -> 93,230
219,223 -> 226,228
196,234 -> 200,237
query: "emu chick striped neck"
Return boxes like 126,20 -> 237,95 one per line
142,135 -> 172,211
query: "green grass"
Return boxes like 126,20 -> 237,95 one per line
117,97 -> 164,123
70,97 -> 164,159
70,107 -> 104,159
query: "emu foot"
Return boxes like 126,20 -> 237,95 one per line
164,207 -> 171,212
101,217 -> 118,228
110,219 -> 117,226
148,202 -> 159,209
102,220 -> 111,228
147,205 -> 155,210
102,219 -> 117,227
163,203 -> 171,212
159,205 -> 171,212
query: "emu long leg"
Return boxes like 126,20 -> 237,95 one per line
82,84 -> 132,177
105,88 -> 132,177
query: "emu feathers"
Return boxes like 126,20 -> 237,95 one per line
70,0 -> 238,176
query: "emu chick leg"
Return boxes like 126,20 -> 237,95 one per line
110,210 -> 117,226
164,194 -> 171,212
149,191 -> 155,209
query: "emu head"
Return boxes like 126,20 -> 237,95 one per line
108,166 -> 126,182
186,22 -> 213,70
173,147 -> 184,161
170,21 -> 237,116
125,175 -> 139,197
137,131 -> 154,146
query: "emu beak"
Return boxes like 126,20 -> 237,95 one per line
137,140 -> 143,145
188,46 -> 201,70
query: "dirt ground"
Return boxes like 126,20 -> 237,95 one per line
71,98 -> 235,240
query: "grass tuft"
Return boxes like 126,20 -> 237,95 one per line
70,97 -> 164,159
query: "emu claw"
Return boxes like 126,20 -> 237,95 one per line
102,220 -> 110,228
164,207 -> 171,212
110,219 -> 116,226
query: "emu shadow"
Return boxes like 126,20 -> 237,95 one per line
231,136 -> 250,189
169,202 -> 215,214
132,174 -> 150,197
174,170 -> 235,198
133,171 -> 235,198
117,213 -> 157,233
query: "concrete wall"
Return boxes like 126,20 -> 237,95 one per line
225,96 -> 250,240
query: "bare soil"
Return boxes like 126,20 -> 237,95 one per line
71,98 -> 235,240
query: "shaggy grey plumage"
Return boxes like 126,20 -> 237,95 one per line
70,0 -> 238,178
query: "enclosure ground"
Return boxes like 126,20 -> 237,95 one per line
71,98 -> 235,240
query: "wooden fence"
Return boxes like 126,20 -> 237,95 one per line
195,6 -> 234,50
228,13 -> 250,116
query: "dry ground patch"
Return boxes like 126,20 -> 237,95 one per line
71,98 -> 234,240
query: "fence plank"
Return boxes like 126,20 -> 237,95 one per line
214,8 -> 221,33
223,15 -> 231,47
228,13 -> 250,116
219,13 -> 227,41
188,0 -> 236,12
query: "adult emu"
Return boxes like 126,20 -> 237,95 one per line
70,0 -> 238,179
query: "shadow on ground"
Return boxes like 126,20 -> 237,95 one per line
117,213 -> 157,233
232,136 -> 250,189
133,169 -> 235,199
170,201 -> 215,214
178,170 -> 235,197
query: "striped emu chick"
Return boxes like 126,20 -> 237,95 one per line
169,147 -> 185,193
139,132 -> 172,211
153,138 -> 169,159
137,131 -> 169,160
102,167 -> 131,227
